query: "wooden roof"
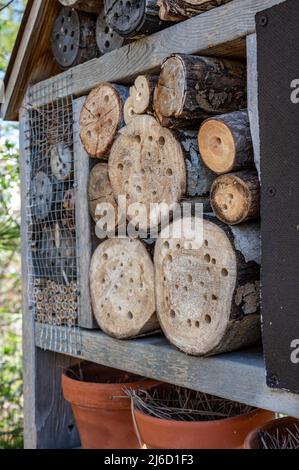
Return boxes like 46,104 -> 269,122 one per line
2,0 -> 61,121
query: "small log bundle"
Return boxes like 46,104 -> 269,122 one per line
154,216 -> 261,356
51,7 -> 99,69
104,0 -> 170,38
90,238 -> 159,338
158,0 -> 231,21
59,0 -> 103,13
153,54 -> 246,128
211,171 -> 260,225
96,7 -> 125,54
198,110 -> 254,174
124,75 -> 159,124
31,172 -> 53,221
50,143 -> 73,181
80,83 -> 129,159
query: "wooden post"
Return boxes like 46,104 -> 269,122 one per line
153,54 -> 246,128
80,83 -> 129,159
59,0 -> 103,13
90,238 -> 159,339
198,110 -> 254,174
124,75 -> 159,124
155,215 -> 261,357
158,0 -> 232,22
211,171 -> 260,225
104,0 -> 170,38
51,7 -> 99,69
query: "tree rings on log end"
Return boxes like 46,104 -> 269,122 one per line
80,84 -> 124,159
90,238 -> 158,339
154,217 -> 260,356
108,115 -> 187,232
211,171 -> 260,225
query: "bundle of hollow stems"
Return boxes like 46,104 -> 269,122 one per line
127,385 -> 255,422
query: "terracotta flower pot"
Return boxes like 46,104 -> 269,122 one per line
132,385 -> 274,449
62,361 -> 157,449
244,416 -> 299,449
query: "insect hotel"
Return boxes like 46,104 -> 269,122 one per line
2,0 -> 299,449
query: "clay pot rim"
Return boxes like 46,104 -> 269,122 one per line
244,416 -> 299,449
62,368 -> 149,391
134,405 -> 269,428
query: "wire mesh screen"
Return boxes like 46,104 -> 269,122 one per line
24,74 -> 82,355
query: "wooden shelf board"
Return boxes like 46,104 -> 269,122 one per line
35,324 -> 299,418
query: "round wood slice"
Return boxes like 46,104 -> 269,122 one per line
198,110 -> 253,174
80,83 -> 129,158
108,115 -> 187,232
31,172 -> 53,221
88,163 -> 121,235
154,216 -> 261,356
50,143 -> 73,181
124,75 -> 158,124
59,0 -> 103,13
211,171 -> 260,225
96,8 -> 125,54
90,238 -> 158,338
51,7 -> 99,69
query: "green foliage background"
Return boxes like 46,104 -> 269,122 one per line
0,0 -> 26,449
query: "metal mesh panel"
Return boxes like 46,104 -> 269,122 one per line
24,74 -> 82,355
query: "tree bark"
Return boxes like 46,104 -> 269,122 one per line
155,216 -> 261,356
124,75 -> 159,124
211,171 -> 260,225
90,238 -> 159,338
59,0 -> 103,13
96,7 -> 125,55
158,0 -> 232,22
104,0 -> 171,38
154,54 -> 246,128
51,8 -> 99,69
80,83 -> 129,159
198,110 -> 254,174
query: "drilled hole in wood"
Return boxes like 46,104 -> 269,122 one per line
204,254 -> 211,263
130,278 -> 134,283
212,258 -> 216,265
200,281 -> 205,287
184,286 -> 188,292
205,315 -> 212,324
187,274 -> 193,283
128,311 -> 133,319
204,240 -> 209,247
166,255 -> 173,263
105,26 -> 109,34
204,294 -> 208,301
159,136 -> 166,146
148,136 -> 153,142
64,28 -> 68,34
206,267 -> 210,273
101,278 -> 106,284
103,253 -> 108,260
163,241 -> 170,249
212,294 -> 218,300
104,95 -> 110,103
63,46 -> 67,53
223,204 -> 228,211
195,321 -> 200,328
176,244 -> 181,249
118,163 -> 124,171
166,168 -> 173,176
118,306 -> 122,311
105,41 -> 110,49
135,135 -> 141,143
222,268 -> 229,277
187,319 -> 192,327
170,310 -> 176,318
87,130 -> 92,137
136,185 -> 142,193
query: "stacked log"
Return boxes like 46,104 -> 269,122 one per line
96,7 -> 125,55
108,114 -> 215,232
154,215 -> 261,356
80,83 -> 129,159
51,7 -> 99,69
124,75 -> 159,124
158,0 -> 231,22
89,238 -> 159,338
104,0 -> 171,38
153,54 -> 246,128
59,0 -> 103,13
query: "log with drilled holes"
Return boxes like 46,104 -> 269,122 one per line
50,143 -> 73,182
90,238 -> 159,338
124,75 -> 159,124
158,0 -> 231,21
96,7 -> 125,55
30,172 -> 53,221
88,162 -> 126,237
51,7 -> 99,69
59,0 -> 103,13
211,171 -> 260,225
154,215 -> 261,356
198,110 -> 254,174
104,0 -> 170,38
108,115 -> 215,233
153,54 -> 246,129
80,83 -> 129,159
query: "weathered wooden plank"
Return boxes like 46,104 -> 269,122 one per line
20,99 -> 80,449
247,33 -> 261,180
73,97 -> 98,329
35,324 -> 299,418
27,0 -> 286,108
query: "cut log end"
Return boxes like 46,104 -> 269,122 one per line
124,96 -> 138,124
96,9 -> 124,54
90,238 -> 158,338
50,143 -> 73,181
154,217 -> 260,356
108,115 -> 187,231
105,0 -> 146,37
198,119 -> 236,174
154,56 -> 185,119
211,172 -> 260,225
80,84 -> 122,158
51,8 -> 81,68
